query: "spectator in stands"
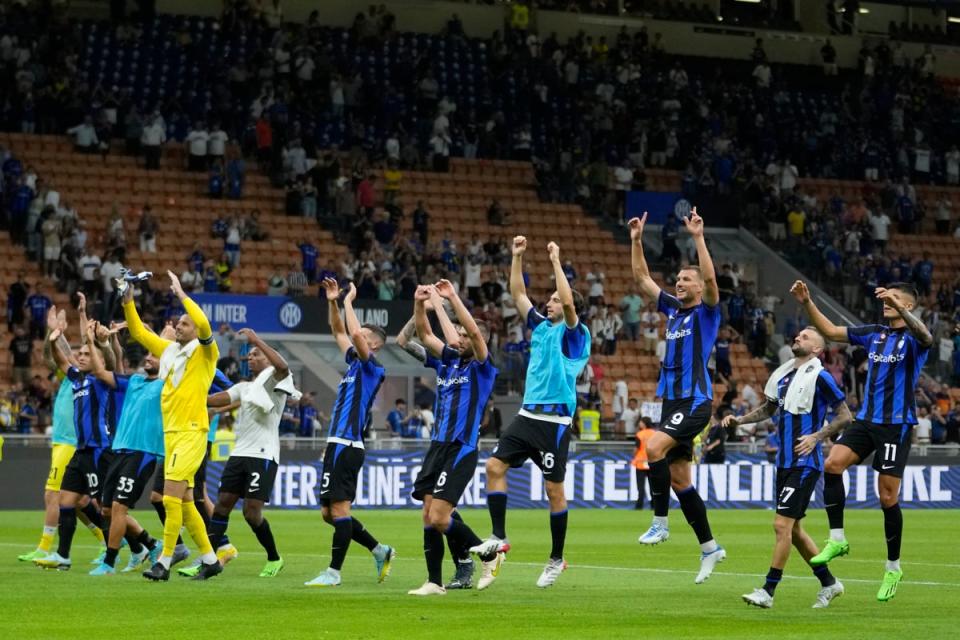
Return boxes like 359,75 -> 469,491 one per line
67,115 -> 99,154
619,397 -> 641,441
287,260 -> 308,297
702,416 -> 727,464
180,259 -> 202,293
214,323 -> 235,358
619,285 -> 643,342
6,273 -> 28,331
216,253 -> 233,292
185,121 -> 210,171
224,217 -> 242,267
79,248 -> 102,299
40,212 -> 61,278
137,205 -> 159,253
9,323 -> 32,385
209,160 -> 225,198
124,107 -> 143,155
640,301 -> 659,354
207,122 -> 228,166
227,148 -> 245,199
141,113 -> 166,170
821,39 -> 838,75
202,259 -> 219,293
868,207 -> 891,250
387,399 -> 413,437
24,283 -> 51,341
266,271 -> 287,296
585,262 -> 605,306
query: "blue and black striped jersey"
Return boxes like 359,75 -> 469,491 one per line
425,346 -> 498,448
773,367 -> 845,470
327,347 -> 385,442
66,367 -> 116,450
847,325 -> 929,425
657,291 -> 721,404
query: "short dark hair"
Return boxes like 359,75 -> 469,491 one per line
395,398 -> 406,406
473,320 -> 491,343
571,289 -> 585,314
888,282 -> 919,301
362,324 -> 387,344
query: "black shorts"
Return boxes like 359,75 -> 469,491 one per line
412,441 -> 479,504
320,442 -> 365,505
491,413 -> 571,483
101,451 -> 158,509
61,448 -> 115,500
152,442 -> 212,494
659,397 -> 712,463
775,467 -> 820,520
834,420 -> 913,478
219,457 -> 279,503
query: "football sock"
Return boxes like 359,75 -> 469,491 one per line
208,514 -> 230,551
195,500 -> 210,529
252,519 -> 281,562
56,507 -> 77,559
424,526 -> 444,586
136,529 -> 158,551
648,459 -> 671,517
549,509 -> 568,560
182,500 -> 215,559
330,516 -> 353,571
812,564 -> 836,587
764,567 -> 783,596
80,503 -> 107,542
883,503 -> 903,563
152,500 -> 183,545
677,486 -> 713,544
446,517 -> 488,560
38,526 -> 56,552
488,492 -> 508,539
160,495 -> 183,558
123,530 -> 144,554
104,547 -> 120,567
350,517 -> 378,551
447,511 -> 471,562
823,473 -> 845,531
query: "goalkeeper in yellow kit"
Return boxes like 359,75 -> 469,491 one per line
122,271 -> 221,581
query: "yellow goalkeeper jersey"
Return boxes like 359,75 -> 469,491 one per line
123,297 -> 219,433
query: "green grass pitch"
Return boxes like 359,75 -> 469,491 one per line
0,508 -> 956,639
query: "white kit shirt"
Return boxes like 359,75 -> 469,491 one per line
227,370 -> 299,462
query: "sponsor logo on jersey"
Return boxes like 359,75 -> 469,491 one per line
437,375 -> 470,387
869,352 -> 905,363
666,328 -> 692,340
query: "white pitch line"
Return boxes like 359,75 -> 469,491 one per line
3,542 -> 958,588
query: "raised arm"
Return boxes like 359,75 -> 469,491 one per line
414,285 -> 446,357
396,314 -> 427,363
789,280 -> 848,343
238,328 -> 289,380
84,321 -> 118,388
321,277 -> 352,354
94,322 -> 117,372
683,208 -> 719,306
436,279 -> 489,362
875,287 -> 934,348
109,322 -> 126,375
430,287 -> 460,346
77,292 -> 89,345
342,282 -> 372,362
170,270 -> 214,350
122,280 -> 172,356
43,306 -> 59,371
48,327 -> 69,373
628,214 -> 662,303
510,235 -> 534,321
547,242 -> 578,328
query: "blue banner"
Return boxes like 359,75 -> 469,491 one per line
205,451 -> 960,510
625,191 -> 688,225
193,293 -> 303,333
